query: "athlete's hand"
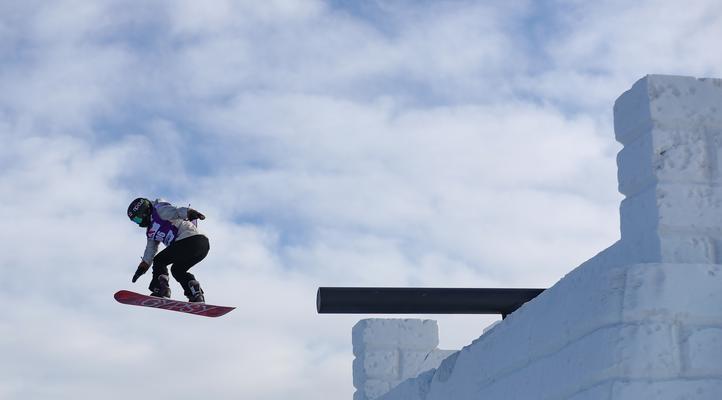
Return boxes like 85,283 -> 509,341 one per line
187,209 -> 205,221
132,260 -> 150,283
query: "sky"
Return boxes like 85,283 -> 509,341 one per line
1,1 -> 721,399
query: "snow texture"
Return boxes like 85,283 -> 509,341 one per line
377,75 -> 722,400
352,319 -> 456,400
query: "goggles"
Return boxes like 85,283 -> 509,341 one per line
132,216 -> 144,225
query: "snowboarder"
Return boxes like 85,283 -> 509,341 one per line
127,198 -> 209,302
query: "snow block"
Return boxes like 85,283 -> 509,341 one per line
376,75 -> 722,400
352,319 -> 455,400
623,263 -> 722,323
614,75 -> 722,264
614,75 -> 722,146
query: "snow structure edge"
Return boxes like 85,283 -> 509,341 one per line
359,75 -> 722,400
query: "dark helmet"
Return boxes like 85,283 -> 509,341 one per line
127,198 -> 152,227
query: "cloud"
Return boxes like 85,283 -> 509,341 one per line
187,95 -> 619,287
521,0 -> 722,112
1,1 -> 721,399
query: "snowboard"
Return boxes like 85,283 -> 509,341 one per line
114,290 -> 235,318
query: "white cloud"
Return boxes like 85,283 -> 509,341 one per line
524,0 -> 722,112
1,1 -> 721,399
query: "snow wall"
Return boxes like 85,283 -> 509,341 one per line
356,75 -> 722,400
352,319 -> 457,399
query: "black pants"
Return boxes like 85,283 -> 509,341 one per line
149,235 -> 209,297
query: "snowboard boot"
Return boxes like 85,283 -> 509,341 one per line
186,280 -> 205,303
151,275 -> 171,298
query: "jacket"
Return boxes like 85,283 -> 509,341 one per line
141,199 -> 204,265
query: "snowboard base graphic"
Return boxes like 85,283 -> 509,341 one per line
114,290 -> 235,318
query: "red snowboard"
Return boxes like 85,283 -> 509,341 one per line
114,290 -> 235,318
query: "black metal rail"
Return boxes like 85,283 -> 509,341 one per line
317,287 -> 545,319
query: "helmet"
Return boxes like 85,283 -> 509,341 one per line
127,198 -> 152,227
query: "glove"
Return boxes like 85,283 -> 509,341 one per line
132,261 -> 150,283
187,208 -> 205,221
